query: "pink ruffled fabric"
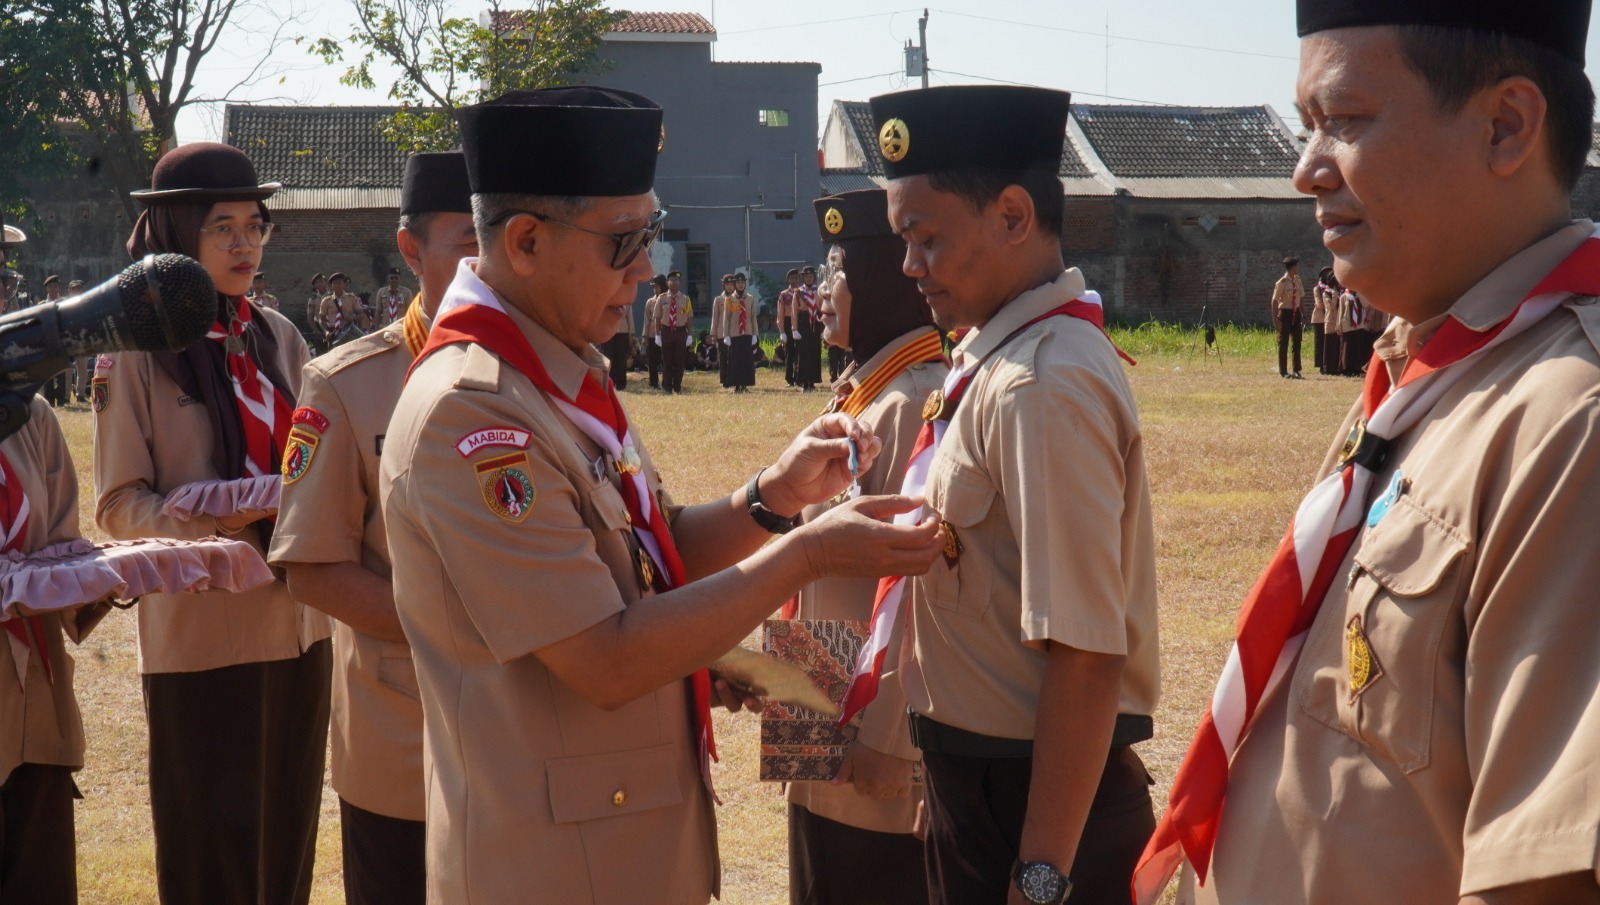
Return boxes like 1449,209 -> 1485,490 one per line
0,537 -> 273,616
160,475 -> 282,520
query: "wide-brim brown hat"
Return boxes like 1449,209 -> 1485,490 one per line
0,210 -> 24,248
130,142 -> 281,204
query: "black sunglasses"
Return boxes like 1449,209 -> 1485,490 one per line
488,208 -> 667,270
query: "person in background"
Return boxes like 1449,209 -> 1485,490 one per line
248,272 -> 280,311
788,188 -> 947,905
93,142 -> 330,905
67,280 -> 90,403
645,273 -> 666,389
720,272 -> 758,393
36,275 -> 68,407
1272,256 -> 1305,378
789,265 -> 825,391
1310,266 -> 1330,375
270,151 -> 476,905
780,268 -> 800,386
658,269 -> 693,394
374,267 -> 412,328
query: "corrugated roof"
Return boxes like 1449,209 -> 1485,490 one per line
489,10 -> 715,34
225,105 -> 409,190
1072,105 -> 1299,178
269,188 -> 401,211
820,170 -> 885,194
1113,176 -> 1303,200
1060,176 -> 1116,197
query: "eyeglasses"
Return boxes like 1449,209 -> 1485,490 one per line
488,208 -> 666,270
199,222 -> 275,251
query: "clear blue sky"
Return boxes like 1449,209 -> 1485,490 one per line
177,0 -> 1600,143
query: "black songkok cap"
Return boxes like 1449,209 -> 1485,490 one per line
458,86 -> 664,197
868,85 -> 1072,179
1298,0 -> 1591,65
814,189 -> 894,242
400,151 -> 472,215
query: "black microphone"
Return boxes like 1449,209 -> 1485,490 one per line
0,253 -> 216,387
0,254 -> 216,443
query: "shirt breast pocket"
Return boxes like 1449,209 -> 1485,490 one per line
1296,494 -> 1469,773
925,464 -> 999,619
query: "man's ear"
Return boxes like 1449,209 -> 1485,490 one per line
396,228 -> 424,279
501,214 -> 543,278
1484,75 -> 1549,179
995,184 -> 1037,247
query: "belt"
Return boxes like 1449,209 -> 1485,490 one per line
907,712 -> 1153,759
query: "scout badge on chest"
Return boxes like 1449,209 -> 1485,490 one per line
1345,614 -> 1383,700
476,452 -> 536,523
941,520 -> 962,568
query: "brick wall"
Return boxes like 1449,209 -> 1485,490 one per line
261,208 -> 410,336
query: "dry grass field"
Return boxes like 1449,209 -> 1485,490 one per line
57,332 -> 1357,904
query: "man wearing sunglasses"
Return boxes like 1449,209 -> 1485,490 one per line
379,86 -> 945,904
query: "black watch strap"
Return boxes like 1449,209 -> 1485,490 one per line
1011,860 -> 1072,905
745,468 -> 799,535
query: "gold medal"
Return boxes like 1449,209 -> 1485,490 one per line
637,546 -> 655,591
1345,614 -> 1383,700
617,445 -> 643,476
921,389 -> 945,422
941,520 -> 963,568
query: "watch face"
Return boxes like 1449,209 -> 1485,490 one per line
1019,863 -> 1065,903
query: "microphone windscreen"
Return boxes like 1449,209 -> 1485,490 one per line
121,254 -> 217,351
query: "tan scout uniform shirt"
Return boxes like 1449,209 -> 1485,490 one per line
715,293 -> 757,339
1203,221 -> 1600,905
708,293 -> 726,341
644,293 -> 661,339
381,297 -> 717,905
1273,273 -> 1305,315
790,330 -> 946,834
320,292 -> 369,333
93,308 -> 331,674
657,291 -> 692,329
268,317 -> 424,821
902,270 -> 1160,738
374,286 -> 412,326
248,291 -> 279,311
0,397 -> 106,786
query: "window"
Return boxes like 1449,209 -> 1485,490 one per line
758,109 -> 789,127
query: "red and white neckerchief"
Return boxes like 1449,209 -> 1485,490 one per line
330,299 -> 345,334
802,285 -> 820,321
836,291 -> 1133,726
666,292 -> 679,326
413,260 -> 718,794
383,288 -> 405,324
1133,228 -> 1600,903
0,452 -> 49,690
733,293 -> 748,334
208,298 -> 293,478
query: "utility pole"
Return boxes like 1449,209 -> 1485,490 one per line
919,9 -> 930,89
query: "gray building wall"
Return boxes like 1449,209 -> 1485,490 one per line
576,39 -> 822,326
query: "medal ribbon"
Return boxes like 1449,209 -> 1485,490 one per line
207,298 -> 292,478
1132,230 -> 1600,902
401,295 -> 429,359
0,453 -> 48,690
412,270 -> 717,790
837,294 -> 1130,726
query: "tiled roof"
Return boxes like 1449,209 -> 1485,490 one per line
488,10 -> 715,34
837,101 -> 881,176
224,105 -> 409,190
1071,105 -> 1299,178
820,169 -> 885,195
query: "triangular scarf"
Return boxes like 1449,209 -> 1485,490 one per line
1132,229 -> 1600,902
383,288 -> 406,324
206,297 -> 292,479
837,292 -> 1133,725
411,265 -> 718,791
0,452 -> 49,690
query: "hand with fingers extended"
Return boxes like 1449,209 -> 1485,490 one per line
795,494 -> 944,583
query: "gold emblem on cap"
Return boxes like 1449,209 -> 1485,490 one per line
658,124 -> 666,153
824,207 -> 844,235
879,117 -> 910,163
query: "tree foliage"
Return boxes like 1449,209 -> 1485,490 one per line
314,0 -> 624,153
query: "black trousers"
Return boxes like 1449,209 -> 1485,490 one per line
789,804 -> 928,905
1311,323 -> 1326,375
785,332 -> 797,385
647,340 -> 661,387
1276,309 -> 1303,375
828,346 -> 848,383
340,798 -> 425,905
143,640 -> 332,905
921,746 -> 1154,905
661,326 -> 688,392
602,332 -> 630,390
0,763 -> 77,905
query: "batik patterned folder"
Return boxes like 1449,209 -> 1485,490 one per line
760,619 -> 867,782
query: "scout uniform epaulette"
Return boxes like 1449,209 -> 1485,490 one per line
444,342 -> 503,393
310,326 -> 406,378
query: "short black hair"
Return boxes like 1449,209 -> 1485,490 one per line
924,168 -> 1064,238
1395,25 -> 1595,190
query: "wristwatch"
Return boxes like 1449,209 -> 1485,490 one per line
745,467 -> 799,535
1012,860 -> 1072,905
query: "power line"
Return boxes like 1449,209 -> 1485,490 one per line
932,69 -> 1179,106
818,70 -> 901,88
933,9 -> 1299,62
721,9 -> 922,36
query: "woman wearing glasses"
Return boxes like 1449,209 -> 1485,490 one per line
92,142 -> 331,905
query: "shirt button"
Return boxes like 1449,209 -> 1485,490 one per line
382,331 -> 398,344
612,789 -> 626,807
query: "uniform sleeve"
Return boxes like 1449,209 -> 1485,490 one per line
1458,397 -> 1600,895
989,364 -> 1133,655
91,353 -> 222,540
267,366 -> 366,566
395,389 -> 626,665
21,398 -> 107,644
